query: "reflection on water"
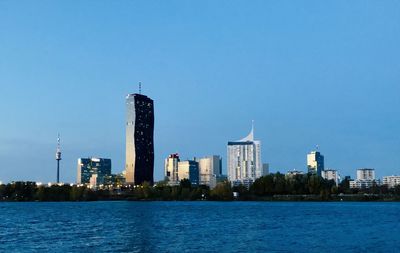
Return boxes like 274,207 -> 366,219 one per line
1,201 -> 400,252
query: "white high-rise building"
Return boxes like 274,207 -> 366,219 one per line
350,168 -> 377,189
164,153 -> 180,186
196,155 -> 222,189
227,124 -> 262,187
322,169 -> 340,186
357,168 -> 375,180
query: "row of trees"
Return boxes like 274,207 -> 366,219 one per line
0,182 -> 102,201
2,174 -> 400,202
0,180 -> 216,202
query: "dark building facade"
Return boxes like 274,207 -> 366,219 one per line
125,93 -> 154,185
77,158 -> 112,185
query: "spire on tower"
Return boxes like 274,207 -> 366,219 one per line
56,134 -> 62,160
139,82 -> 142,94
57,133 -> 61,149
239,121 -> 255,142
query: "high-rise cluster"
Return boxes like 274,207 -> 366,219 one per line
73,86 -> 155,188
164,154 -> 222,189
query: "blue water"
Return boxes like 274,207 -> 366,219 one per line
1,202 -> 400,252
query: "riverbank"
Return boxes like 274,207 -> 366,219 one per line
2,174 -> 400,202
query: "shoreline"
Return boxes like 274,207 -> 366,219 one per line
2,194 -> 400,203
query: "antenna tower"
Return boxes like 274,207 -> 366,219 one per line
56,134 -> 62,183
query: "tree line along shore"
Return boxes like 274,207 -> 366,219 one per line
1,173 -> 400,202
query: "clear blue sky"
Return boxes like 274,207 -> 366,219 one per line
1,1 -> 400,183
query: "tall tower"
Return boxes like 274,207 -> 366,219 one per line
227,122 -> 262,188
125,83 -> 155,185
307,151 -> 324,176
56,134 -> 62,183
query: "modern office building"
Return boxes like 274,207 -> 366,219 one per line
383,176 -> 400,188
196,155 -> 222,189
350,168 -> 377,189
307,151 -> 324,176
322,169 -> 340,186
165,153 -> 180,186
227,124 -> 262,187
77,158 -> 112,186
125,92 -> 155,185
178,160 -> 199,186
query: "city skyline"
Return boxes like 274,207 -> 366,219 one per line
1,1 -> 400,183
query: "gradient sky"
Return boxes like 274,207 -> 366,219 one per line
1,1 -> 400,183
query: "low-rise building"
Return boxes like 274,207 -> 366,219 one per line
350,180 -> 375,189
232,178 -> 254,189
383,176 -> 400,188
286,170 -> 304,177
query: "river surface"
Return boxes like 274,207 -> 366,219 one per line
1,201 -> 399,252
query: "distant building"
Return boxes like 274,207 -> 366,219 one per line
104,173 -> 126,186
322,169 -> 340,186
125,92 -> 155,185
383,176 -> 400,188
77,158 -> 112,186
216,175 -> 228,183
350,180 -> 377,189
178,160 -> 199,186
307,151 -> 324,176
286,170 -> 304,177
196,155 -> 222,189
164,153 -> 180,186
227,124 -> 262,187
350,168 -> 377,189
89,174 -> 98,188
262,163 -> 270,176
357,168 -> 375,181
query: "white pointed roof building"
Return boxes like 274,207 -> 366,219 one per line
227,123 -> 262,187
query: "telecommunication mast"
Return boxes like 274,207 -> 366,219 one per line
56,134 -> 62,183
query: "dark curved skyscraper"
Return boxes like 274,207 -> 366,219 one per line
125,93 -> 154,185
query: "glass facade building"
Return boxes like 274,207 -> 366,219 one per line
307,151 -> 324,176
177,160 -> 199,186
77,158 -> 112,186
125,93 -> 155,185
